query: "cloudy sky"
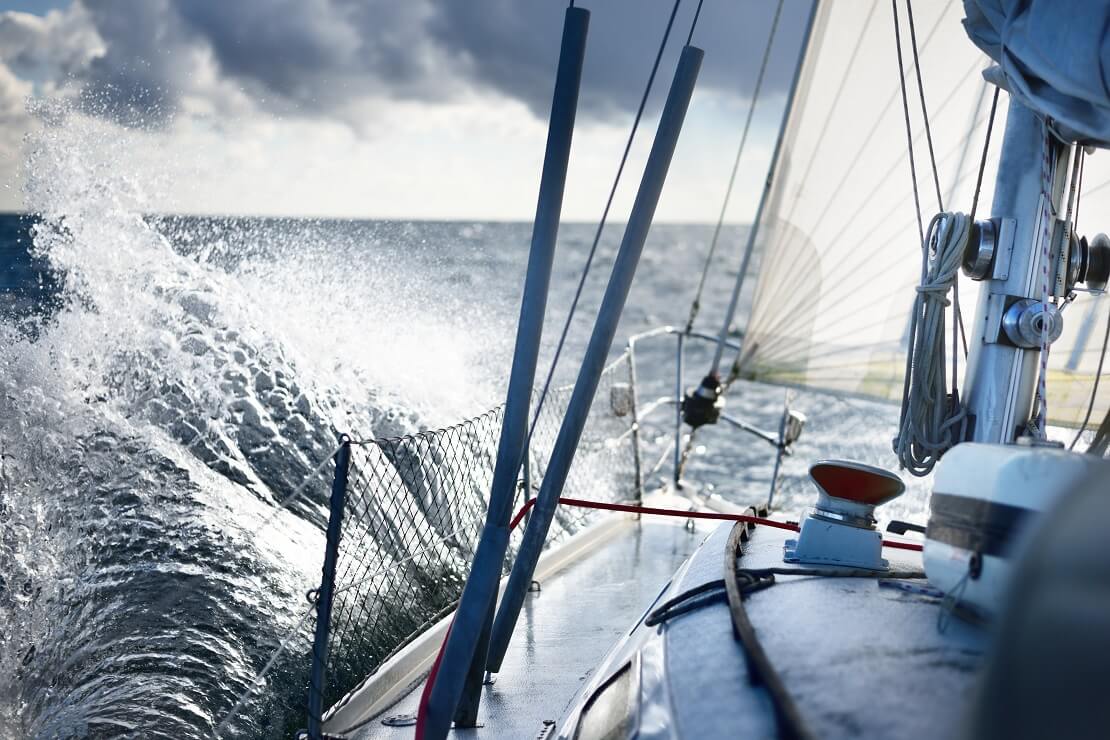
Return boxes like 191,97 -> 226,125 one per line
0,0 -> 811,221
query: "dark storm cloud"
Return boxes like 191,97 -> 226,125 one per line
430,0 -> 814,119
64,0 -> 814,126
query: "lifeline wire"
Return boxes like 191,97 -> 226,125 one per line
88,437 -> 348,737
525,0 -> 685,453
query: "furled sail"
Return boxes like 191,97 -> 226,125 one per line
964,0 -> 1110,148
738,0 -> 1108,430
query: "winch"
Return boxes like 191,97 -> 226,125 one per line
784,460 -> 906,571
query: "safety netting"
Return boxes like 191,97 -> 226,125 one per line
210,351 -> 640,738
307,351 -> 640,728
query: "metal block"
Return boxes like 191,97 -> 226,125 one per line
991,217 -> 1017,281
784,516 -> 887,571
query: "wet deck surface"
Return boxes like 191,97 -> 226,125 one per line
347,512 -> 987,740
352,517 -> 703,739
736,524 -> 986,739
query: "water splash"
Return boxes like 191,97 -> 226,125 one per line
0,103 -> 514,737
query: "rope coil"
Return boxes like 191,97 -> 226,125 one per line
894,211 -> 971,476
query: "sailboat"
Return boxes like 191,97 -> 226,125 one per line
246,1 -> 1110,738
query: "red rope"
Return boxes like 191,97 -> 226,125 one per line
510,496 -> 923,551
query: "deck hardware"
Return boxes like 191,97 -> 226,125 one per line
990,217 -> 1017,280
784,460 -> 906,571
887,520 -> 927,536
382,714 -> 417,727
963,218 -> 998,279
306,440 -> 352,738
1073,232 -> 1110,292
529,580 -> 542,593
609,382 -> 634,417
1001,298 -> 1063,348
681,373 -> 724,428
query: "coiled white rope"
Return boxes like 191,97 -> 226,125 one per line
894,211 -> 971,476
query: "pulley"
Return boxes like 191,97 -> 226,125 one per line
962,216 -> 1110,294
962,218 -> 998,280
1071,232 -> 1110,293
1002,298 -> 1064,349
681,373 -> 724,429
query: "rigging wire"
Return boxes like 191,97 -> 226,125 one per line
1069,297 -> 1110,451
892,0 -> 970,474
1073,143 -> 1086,230
892,0 -> 930,426
946,80 -> 987,209
708,0 -> 821,379
684,0 -> 784,335
674,0 -> 789,481
523,0 -> 684,454
969,87 -> 1002,223
686,0 -> 705,46
759,0 -> 956,267
1067,149 -> 1110,452
904,0 -> 969,401
70,437 -> 348,736
214,606 -> 316,737
905,0 -> 943,212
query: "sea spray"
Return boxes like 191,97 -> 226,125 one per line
0,102 -> 515,737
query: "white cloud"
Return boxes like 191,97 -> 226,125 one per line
0,1 -> 801,221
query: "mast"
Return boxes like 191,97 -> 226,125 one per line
961,101 -> 1069,444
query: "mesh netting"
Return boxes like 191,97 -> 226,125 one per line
316,351 -> 639,719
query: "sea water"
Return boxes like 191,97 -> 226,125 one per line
0,116 -> 926,738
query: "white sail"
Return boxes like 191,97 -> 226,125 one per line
739,0 -> 1107,430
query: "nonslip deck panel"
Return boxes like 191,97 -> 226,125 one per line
567,520 -> 986,739
349,516 -> 986,739
736,525 -> 986,739
351,519 -> 703,739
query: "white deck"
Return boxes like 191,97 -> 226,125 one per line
337,503 -> 988,739
714,522 -> 984,738
347,515 -> 703,738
